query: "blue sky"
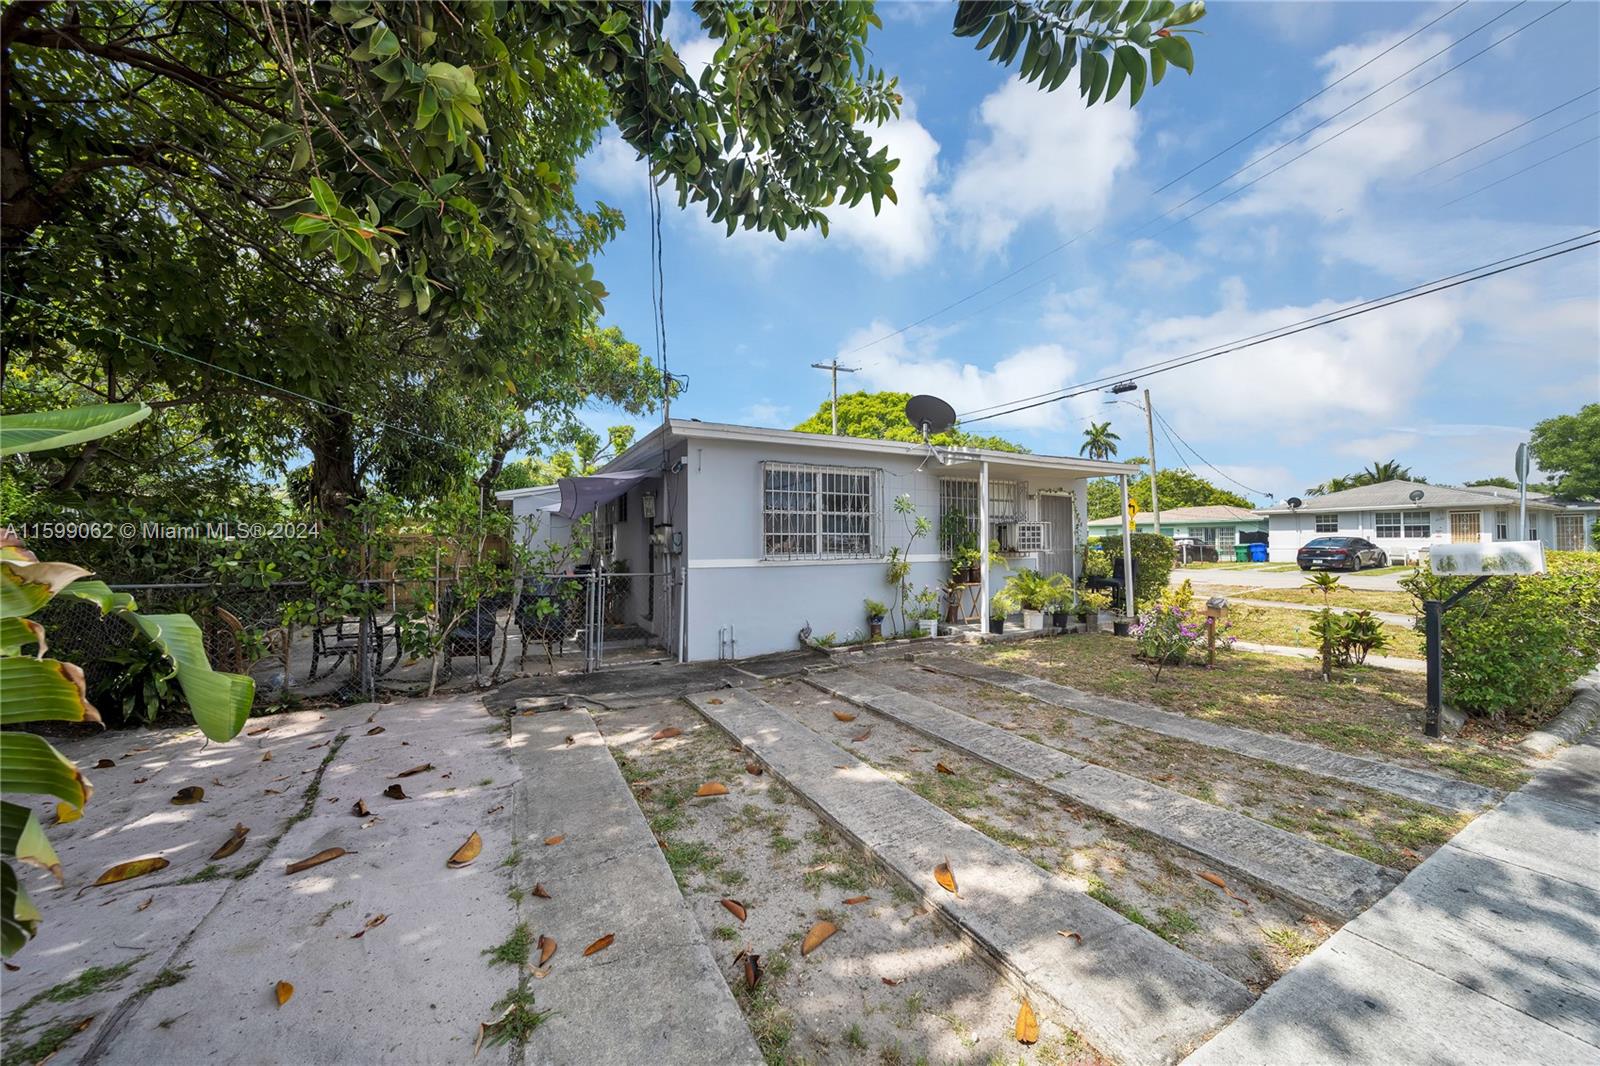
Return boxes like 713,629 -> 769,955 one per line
571,0 -> 1599,503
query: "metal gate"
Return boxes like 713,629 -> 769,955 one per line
536,569 -> 679,672
1037,494 -> 1077,579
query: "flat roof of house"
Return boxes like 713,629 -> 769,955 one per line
1087,505 -> 1264,526
1257,479 -> 1599,514
604,418 -> 1142,478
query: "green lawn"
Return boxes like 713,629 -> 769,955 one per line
1235,586 -> 1418,616
1226,604 -> 1424,659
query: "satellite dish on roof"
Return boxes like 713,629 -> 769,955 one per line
1286,497 -> 1303,510
1409,489 -> 1426,503
905,395 -> 957,440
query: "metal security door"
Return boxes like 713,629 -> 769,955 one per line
1449,511 -> 1481,543
1038,494 -> 1075,578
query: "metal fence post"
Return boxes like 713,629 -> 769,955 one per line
1424,598 -> 1442,738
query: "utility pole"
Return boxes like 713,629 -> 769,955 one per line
810,359 -> 857,435
1143,388 -> 1161,537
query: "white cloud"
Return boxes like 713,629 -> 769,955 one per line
581,127 -> 645,199
827,108 -> 945,272
840,319 -> 1098,433
947,78 -> 1140,256
740,401 -> 788,427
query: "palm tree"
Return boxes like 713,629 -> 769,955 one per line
1080,422 -> 1120,461
1359,459 -> 1414,485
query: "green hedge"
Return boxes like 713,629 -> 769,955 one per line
1092,532 -> 1174,608
1401,551 -> 1600,722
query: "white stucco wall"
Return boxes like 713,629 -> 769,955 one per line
677,437 -> 1088,661
1266,507 -> 1597,562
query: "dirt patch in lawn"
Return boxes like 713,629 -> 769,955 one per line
1225,604 -> 1424,659
757,680 -> 1327,994
857,660 -> 1467,871
969,635 -> 1531,792
595,698 -> 1102,1066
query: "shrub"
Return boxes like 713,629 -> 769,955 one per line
1401,552 -> 1600,722
1094,532 -> 1174,607
1131,581 -> 1232,679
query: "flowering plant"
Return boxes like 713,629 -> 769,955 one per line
1131,579 -> 1233,679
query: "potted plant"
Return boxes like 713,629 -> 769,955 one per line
951,545 -> 981,585
1047,575 -> 1076,629
1077,588 -> 1113,632
863,598 -> 887,640
988,589 -> 1015,635
910,586 -> 940,636
1005,570 -> 1056,631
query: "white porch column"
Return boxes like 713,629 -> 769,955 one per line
1119,474 -> 1136,619
979,460 -> 991,633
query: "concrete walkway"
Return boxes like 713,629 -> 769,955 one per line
924,658 -> 1496,813
1185,728 -> 1600,1065
510,710 -> 762,1066
687,687 -> 1254,1066
807,669 -> 1400,922
1226,597 -> 1415,626
1173,567 -> 1407,592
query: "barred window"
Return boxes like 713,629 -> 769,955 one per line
763,463 -> 878,559
939,478 -> 1025,550
1315,514 -> 1338,533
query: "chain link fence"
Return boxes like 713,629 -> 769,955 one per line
35,569 -> 680,722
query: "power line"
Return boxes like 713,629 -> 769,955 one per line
1431,109 -> 1600,186
1440,134 -> 1600,208
1151,0 -> 1470,196
957,230 -> 1599,421
1152,406 -> 1274,500
958,233 -> 1600,426
1411,86 -> 1599,179
1152,1 -> 1571,236
0,290 -> 451,446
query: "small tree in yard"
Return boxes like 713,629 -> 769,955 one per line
884,495 -> 931,637
1306,571 -> 1342,681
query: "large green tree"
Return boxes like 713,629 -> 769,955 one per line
1087,467 -> 1252,519
794,391 -> 1028,453
1080,420 -> 1119,460
1530,404 -> 1600,500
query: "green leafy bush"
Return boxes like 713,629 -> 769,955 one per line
1401,552 -> 1600,722
1093,532 -> 1174,607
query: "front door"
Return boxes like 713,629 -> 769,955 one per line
1449,511 -> 1482,543
1038,494 -> 1075,578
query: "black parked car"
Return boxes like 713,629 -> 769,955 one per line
1297,536 -> 1388,572
1172,537 -> 1219,565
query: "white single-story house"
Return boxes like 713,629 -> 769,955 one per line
497,419 -> 1140,662
1085,505 -> 1266,549
1257,480 -> 1599,563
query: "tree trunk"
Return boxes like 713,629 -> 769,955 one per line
309,409 -> 358,520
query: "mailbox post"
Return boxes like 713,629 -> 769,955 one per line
1203,596 -> 1228,666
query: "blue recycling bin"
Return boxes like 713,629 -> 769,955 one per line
1248,542 -> 1268,563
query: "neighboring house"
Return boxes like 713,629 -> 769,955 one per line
493,484 -> 574,557
498,419 -> 1138,662
1085,505 -> 1266,550
1257,480 -> 1599,563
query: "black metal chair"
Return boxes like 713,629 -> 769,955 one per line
516,580 -> 581,667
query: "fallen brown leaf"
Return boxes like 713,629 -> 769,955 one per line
707,697 -> 723,705
1015,1000 -> 1039,1045
135,896 -> 154,912
538,935 -> 556,966
91,857 -> 169,886
393,763 -> 433,778
94,758 -> 115,769
841,895 -> 871,905
651,727 -> 682,740
800,920 -> 837,957
169,786 -> 204,805
352,800 -> 370,817
532,882 -> 551,899
1197,870 -> 1248,904
383,785 -> 407,800
448,831 -> 483,869
486,804 -> 504,815
133,777 -> 148,784
3,961 -> 17,972
881,977 -> 901,987
285,848 -> 346,875
582,933 -> 614,957
210,824 -> 250,860
544,835 -> 564,846
719,898 -> 747,923
742,952 -> 763,990
352,914 -> 387,939
274,980 -> 293,1007
261,750 -> 273,763
832,710 -> 857,722
246,726 -> 270,736
744,762 -> 763,776
531,967 -> 550,979
934,762 -> 956,775
851,729 -> 872,742
695,782 -> 729,797
366,726 -> 385,735
263,788 -> 281,795
1058,930 -> 1083,944
934,860 -> 958,895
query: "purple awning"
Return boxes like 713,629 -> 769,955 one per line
556,469 -> 653,519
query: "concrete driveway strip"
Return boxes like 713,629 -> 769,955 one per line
923,657 -> 1498,813
1184,729 -> 1600,1066
811,669 -> 1401,923
686,688 -> 1254,1066
510,709 -> 763,1066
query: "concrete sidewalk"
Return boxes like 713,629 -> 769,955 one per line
1184,728 -> 1600,1065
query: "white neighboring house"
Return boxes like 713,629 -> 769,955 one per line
496,419 -> 1139,662
1258,479 -> 1599,563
